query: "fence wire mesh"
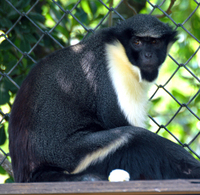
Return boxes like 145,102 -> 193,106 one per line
0,0 -> 199,183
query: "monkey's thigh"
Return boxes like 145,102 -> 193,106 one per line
82,128 -> 173,180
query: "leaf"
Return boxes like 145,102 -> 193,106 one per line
4,77 -> 19,93
0,126 -> 6,145
4,59 -> 17,71
24,34 -> 37,44
0,166 -> 6,175
56,26 -> 70,37
0,39 -> 12,50
15,0 -> 31,10
7,10 -> 18,20
171,89 -> 188,103
49,6 -> 62,22
0,18 -> 12,28
0,0 -> 10,12
151,97 -> 162,104
75,7 -> 88,24
15,0 -> 25,9
20,38 -> 31,52
21,0 -> 31,9
88,1 -> 97,16
29,12 -> 45,23
0,81 -> 10,105
5,177 -> 14,183
194,93 -> 200,104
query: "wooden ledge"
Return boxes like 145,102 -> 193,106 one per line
1,179 -> 200,195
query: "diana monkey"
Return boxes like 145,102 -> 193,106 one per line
9,14 -> 200,182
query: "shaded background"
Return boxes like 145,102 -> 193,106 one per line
0,0 -> 199,183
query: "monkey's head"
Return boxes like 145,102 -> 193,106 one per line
116,14 -> 178,82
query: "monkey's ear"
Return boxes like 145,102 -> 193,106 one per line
170,30 -> 178,43
165,24 -> 178,43
116,20 -> 122,25
116,19 -> 125,26
166,30 -> 178,53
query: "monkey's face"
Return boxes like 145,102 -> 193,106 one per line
132,36 -> 166,68
115,14 -> 177,82
126,36 -> 169,82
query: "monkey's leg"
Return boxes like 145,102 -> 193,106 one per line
29,166 -> 68,182
29,126 -> 200,182
83,127 -> 200,180
29,165 -> 106,182
28,126 -> 135,182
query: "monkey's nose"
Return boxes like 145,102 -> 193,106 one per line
145,52 -> 152,58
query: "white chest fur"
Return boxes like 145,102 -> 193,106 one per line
106,41 -> 151,128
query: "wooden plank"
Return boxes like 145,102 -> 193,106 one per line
0,179 -> 200,195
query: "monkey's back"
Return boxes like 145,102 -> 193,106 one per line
8,30 -> 128,181
9,42 -> 101,180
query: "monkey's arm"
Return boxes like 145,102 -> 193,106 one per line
61,126 -> 134,174
30,126 -> 200,182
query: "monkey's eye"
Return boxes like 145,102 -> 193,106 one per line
133,39 -> 142,45
151,39 -> 159,44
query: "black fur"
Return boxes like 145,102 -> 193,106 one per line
9,14 -> 200,182
28,127 -> 200,182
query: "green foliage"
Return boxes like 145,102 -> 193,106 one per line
0,0 -> 199,183
0,126 -> 6,145
0,0 -> 119,183
144,0 -> 200,155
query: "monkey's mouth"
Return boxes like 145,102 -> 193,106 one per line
140,64 -> 158,72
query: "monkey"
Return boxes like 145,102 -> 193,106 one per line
8,14 -> 200,182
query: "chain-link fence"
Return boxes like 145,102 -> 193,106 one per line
0,0 -> 199,183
